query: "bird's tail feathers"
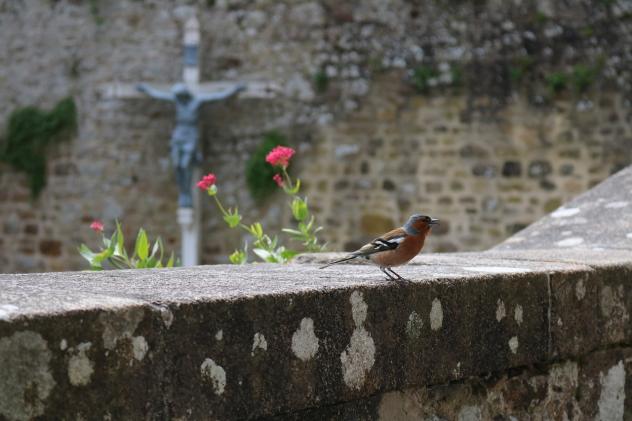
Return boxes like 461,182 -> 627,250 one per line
319,254 -> 359,269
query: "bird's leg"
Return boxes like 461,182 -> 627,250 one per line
380,267 -> 396,281
387,268 -> 406,281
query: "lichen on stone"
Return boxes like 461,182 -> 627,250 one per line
200,358 -> 226,396
68,342 -> 94,386
430,298 -> 443,331
0,331 -> 56,421
291,317 -> 319,361
341,291 -> 375,389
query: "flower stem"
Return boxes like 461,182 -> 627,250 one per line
282,167 -> 294,192
213,194 -> 228,216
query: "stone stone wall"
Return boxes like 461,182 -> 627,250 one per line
2,165 -> 632,419
279,349 -> 632,420
1,0 -> 631,272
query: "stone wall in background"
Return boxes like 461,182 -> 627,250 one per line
0,0 -> 631,272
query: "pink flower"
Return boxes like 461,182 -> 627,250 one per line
197,173 -> 217,191
266,146 -> 295,168
90,220 -> 104,233
273,173 -> 284,187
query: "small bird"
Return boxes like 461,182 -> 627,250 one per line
320,214 -> 440,280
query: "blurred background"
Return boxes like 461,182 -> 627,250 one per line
0,0 -> 630,273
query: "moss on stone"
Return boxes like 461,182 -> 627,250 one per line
313,70 -> 329,94
546,72 -> 569,95
412,65 -> 439,93
0,97 -> 77,197
572,65 -> 596,93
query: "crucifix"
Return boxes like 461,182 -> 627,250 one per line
101,15 -> 278,266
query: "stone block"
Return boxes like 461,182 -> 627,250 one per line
0,290 -> 166,420
0,254 -> 578,419
549,264 -> 632,359
39,240 -> 62,257
502,161 -> 522,177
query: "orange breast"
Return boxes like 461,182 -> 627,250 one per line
369,235 -> 425,267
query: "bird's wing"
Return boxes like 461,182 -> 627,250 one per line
319,228 -> 408,269
354,228 -> 408,257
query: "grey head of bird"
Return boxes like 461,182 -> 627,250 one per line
403,214 -> 440,235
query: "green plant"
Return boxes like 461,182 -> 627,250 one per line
509,66 -> 525,83
450,64 -> 463,87
546,72 -> 568,94
88,0 -> 105,25
313,70 -> 329,94
79,221 -> 176,270
412,65 -> 438,93
0,97 -> 77,197
245,132 -> 289,202
509,56 -> 534,85
571,64 -> 595,93
580,25 -> 594,38
534,11 -> 549,24
199,145 -> 325,264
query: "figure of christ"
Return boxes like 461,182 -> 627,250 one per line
137,82 -> 245,208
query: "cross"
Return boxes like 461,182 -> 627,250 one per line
100,15 -> 279,267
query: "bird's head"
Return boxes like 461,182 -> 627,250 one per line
404,214 -> 440,236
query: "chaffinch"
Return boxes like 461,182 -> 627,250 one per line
320,214 -> 440,280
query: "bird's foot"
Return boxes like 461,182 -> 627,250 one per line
380,267 -> 411,282
380,267 -> 397,281
387,268 -> 412,283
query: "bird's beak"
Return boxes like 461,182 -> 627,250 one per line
429,218 -> 440,226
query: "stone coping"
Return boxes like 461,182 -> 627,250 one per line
1,249 -> 631,420
495,165 -> 632,251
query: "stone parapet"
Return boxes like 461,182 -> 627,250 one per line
1,251 -> 631,419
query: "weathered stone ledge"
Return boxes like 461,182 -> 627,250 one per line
1,248 -> 631,420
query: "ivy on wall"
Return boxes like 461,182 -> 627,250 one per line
246,131 -> 289,202
0,97 -> 77,197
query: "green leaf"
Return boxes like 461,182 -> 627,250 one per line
280,249 -> 299,261
146,257 -> 158,268
93,244 -> 114,265
223,209 -> 242,228
78,244 -> 97,263
166,252 -> 175,268
287,178 -> 301,195
207,184 -> 218,196
109,255 -> 129,269
135,228 -> 149,261
281,228 -> 303,236
253,248 -> 278,262
291,197 -> 308,221
115,221 -> 125,257
305,215 -> 315,231
229,249 -> 248,264
249,223 -> 264,239
150,237 -> 161,260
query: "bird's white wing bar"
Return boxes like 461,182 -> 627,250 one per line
371,235 -> 405,252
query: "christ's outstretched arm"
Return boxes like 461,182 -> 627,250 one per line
196,83 -> 246,103
136,83 -> 175,101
